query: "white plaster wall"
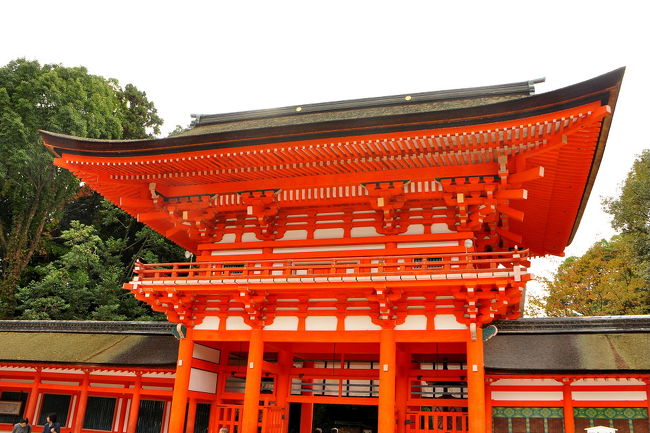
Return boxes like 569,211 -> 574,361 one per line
314,228 -> 345,239
491,391 -> 563,401
305,316 -> 338,331
395,315 -> 427,331
211,249 -> 262,256
188,369 -> 218,394
278,230 -> 308,241
194,316 -> 220,330
434,314 -> 468,330
491,379 -> 561,387
193,344 -> 221,363
265,316 -> 299,331
404,224 -> 425,235
432,223 -> 454,233
351,226 -> 380,237
397,241 -> 459,249
274,244 -> 384,254
344,316 -> 382,331
226,316 -> 252,330
215,233 -> 236,243
572,391 -> 647,401
241,232 -> 262,242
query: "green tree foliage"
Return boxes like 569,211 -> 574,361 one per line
535,150 -> 650,316
532,235 -> 647,316
17,221 -> 168,320
0,58 -> 164,318
605,149 -> 650,268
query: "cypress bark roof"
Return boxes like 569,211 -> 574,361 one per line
486,316 -> 650,372
0,321 -> 177,367
1,316 -> 649,372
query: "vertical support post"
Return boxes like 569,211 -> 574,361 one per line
563,380 -> 575,433
208,400 -> 218,433
276,349 -> 293,431
24,367 -> 41,423
379,327 -> 397,433
467,328 -> 486,433
300,404 -> 314,433
299,361 -> 314,433
276,350 -> 292,407
485,379 -> 493,433
116,397 -> 127,433
72,371 -> 90,433
242,328 -> 264,433
169,330 -> 195,433
185,398 -> 197,433
395,350 -> 410,433
646,382 -> 650,426
126,373 -> 142,433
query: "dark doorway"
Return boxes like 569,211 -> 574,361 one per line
314,404 -> 377,433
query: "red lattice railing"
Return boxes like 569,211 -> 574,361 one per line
407,411 -> 469,433
133,250 -> 529,284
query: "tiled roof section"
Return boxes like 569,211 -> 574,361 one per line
0,320 -> 174,335
493,316 -> 650,334
486,316 -> 650,372
184,80 -> 538,136
0,321 -> 178,366
0,332 -> 178,366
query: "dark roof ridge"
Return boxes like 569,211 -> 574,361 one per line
192,79 -> 542,127
0,320 -> 174,335
493,315 -> 650,334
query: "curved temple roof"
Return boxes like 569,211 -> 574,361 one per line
41,69 -> 624,256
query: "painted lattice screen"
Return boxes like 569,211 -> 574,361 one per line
492,407 -> 564,433
574,407 -> 649,433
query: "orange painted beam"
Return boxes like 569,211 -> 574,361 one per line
190,329 -> 469,343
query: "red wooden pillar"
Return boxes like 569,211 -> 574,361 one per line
485,379 -> 493,433
126,373 -> 143,433
276,349 -> 293,431
72,371 -> 90,433
379,327 -> 397,433
467,329 -> 486,433
24,367 -> 41,424
395,349 -> 410,433
300,404 -> 314,433
169,331 -> 195,433
563,380 -> 575,433
646,381 -> 650,425
208,399 -> 218,433
299,361 -> 315,433
242,328 -> 264,433
185,398 -> 197,433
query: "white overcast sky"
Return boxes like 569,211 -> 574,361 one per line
2,1 -> 648,302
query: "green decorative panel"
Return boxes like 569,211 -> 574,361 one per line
493,407 -> 564,419
573,407 -> 648,420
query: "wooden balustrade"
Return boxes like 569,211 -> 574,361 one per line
133,250 -> 529,284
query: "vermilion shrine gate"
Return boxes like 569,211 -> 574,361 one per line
38,69 -> 624,433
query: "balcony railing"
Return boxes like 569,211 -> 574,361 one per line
133,250 -> 528,285
406,411 -> 469,433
